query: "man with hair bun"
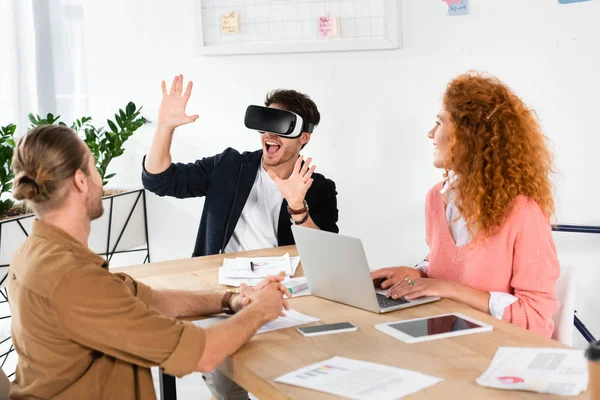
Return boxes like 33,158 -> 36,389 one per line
9,125 -> 290,399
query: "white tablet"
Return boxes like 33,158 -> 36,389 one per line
375,312 -> 493,343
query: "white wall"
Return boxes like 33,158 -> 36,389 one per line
83,0 -> 600,348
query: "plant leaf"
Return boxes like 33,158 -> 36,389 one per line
107,120 -> 118,133
28,114 -> 38,125
0,199 -> 15,214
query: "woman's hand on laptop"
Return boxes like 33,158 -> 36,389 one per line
386,278 -> 457,301
385,274 -> 493,315
371,267 -> 426,290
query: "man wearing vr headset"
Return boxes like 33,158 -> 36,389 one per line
142,75 -> 339,399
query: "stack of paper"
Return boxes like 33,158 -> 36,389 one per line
192,309 -> 320,335
274,356 -> 443,400
476,347 -> 589,396
218,253 -> 301,287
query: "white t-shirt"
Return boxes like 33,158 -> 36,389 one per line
224,162 -> 284,253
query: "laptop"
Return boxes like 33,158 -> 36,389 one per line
291,226 -> 440,313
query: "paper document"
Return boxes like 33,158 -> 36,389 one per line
217,273 -> 266,288
476,347 -> 588,396
217,275 -> 310,296
275,356 -> 442,400
257,309 -> 319,334
218,255 -> 300,286
192,309 -> 319,335
223,253 -> 291,278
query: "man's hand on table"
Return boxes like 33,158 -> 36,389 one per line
230,272 -> 290,315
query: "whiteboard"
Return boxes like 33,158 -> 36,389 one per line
194,0 -> 402,56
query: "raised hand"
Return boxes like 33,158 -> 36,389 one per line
158,74 -> 199,130
268,156 -> 316,209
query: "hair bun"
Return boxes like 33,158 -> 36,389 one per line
13,174 -> 41,201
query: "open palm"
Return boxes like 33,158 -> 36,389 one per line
158,74 -> 199,129
268,156 -> 316,209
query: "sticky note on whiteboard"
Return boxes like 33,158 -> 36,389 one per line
559,0 -> 591,3
221,11 -> 240,34
442,0 -> 462,4
448,0 -> 469,16
319,15 -> 337,38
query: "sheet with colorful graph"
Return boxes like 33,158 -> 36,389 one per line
274,356 -> 442,400
476,347 -> 588,396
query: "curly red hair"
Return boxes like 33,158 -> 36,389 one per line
443,72 -> 554,237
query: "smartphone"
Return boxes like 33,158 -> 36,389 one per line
297,322 -> 358,337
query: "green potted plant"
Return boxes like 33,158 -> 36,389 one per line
1,102 -> 151,265
0,102 -> 148,221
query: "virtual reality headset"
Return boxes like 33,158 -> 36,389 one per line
244,105 -> 315,138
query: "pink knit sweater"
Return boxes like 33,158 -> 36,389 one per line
425,182 -> 560,337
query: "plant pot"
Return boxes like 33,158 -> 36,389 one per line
89,189 -> 151,266
0,188 -> 151,271
0,205 -> 28,222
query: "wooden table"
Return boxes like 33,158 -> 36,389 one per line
113,246 -> 589,400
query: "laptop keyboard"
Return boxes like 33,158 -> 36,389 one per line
377,294 -> 409,308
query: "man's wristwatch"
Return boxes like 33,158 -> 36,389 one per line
288,200 -> 310,225
221,289 -> 241,315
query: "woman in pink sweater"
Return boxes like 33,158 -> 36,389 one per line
372,72 -> 559,337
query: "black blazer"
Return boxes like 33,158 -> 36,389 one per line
142,148 -> 339,257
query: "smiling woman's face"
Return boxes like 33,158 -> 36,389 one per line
427,105 -> 453,169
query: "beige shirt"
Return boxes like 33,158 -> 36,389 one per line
8,220 -> 206,399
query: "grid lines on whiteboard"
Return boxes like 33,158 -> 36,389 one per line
200,0 -> 389,46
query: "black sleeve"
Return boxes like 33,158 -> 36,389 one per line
141,148 -> 232,199
309,178 -> 339,233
